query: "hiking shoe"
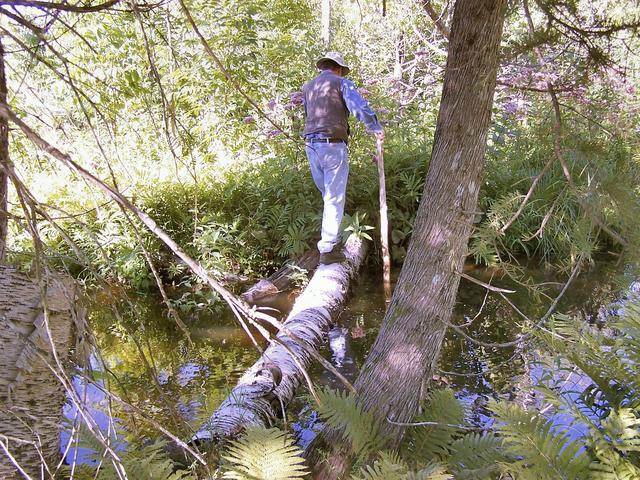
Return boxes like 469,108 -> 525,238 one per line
319,249 -> 346,265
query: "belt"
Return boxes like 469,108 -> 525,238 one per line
306,138 -> 346,144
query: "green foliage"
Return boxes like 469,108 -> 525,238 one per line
222,427 -> 308,480
315,387 -> 507,479
4,1 -> 640,480
343,212 -> 375,242
66,438 -> 194,480
403,388 -> 465,463
448,433 -> 507,479
474,104 -> 640,270
492,401 -> 591,479
491,297 -> 640,479
315,387 -> 388,461
314,302 -> 640,479
352,450 -> 409,480
353,451 -> 451,480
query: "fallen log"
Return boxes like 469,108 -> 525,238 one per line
192,237 -> 367,445
0,266 -> 81,478
241,249 -> 320,303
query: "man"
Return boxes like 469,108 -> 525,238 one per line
302,52 -> 385,265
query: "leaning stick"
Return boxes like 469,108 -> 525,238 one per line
376,138 -> 391,303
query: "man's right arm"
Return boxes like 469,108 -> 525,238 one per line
341,79 -> 384,140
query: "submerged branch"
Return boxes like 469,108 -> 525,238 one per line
448,258 -> 582,349
457,271 -> 516,293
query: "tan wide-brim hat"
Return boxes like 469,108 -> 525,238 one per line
316,51 -> 350,75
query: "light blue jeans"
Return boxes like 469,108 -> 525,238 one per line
305,142 -> 349,254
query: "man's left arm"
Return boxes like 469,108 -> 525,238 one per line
341,79 -> 384,139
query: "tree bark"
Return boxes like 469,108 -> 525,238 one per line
0,38 -> 9,263
192,237 -> 366,446
310,0 -> 507,477
422,0 -> 450,40
321,0 -> 331,48
241,249 -> 320,304
0,266 -> 80,478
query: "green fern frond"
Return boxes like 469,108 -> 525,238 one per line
403,388 -> 465,464
582,407 -> 640,480
315,388 -> 388,461
352,451 -> 408,480
122,442 -> 193,480
407,462 -> 453,480
492,401 -> 590,480
448,432 -> 508,479
222,427 -> 308,480
588,447 -> 640,480
600,408 -> 640,453
542,314 -> 633,409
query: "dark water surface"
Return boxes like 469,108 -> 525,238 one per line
62,256 -> 637,459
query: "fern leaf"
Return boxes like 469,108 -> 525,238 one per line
448,432 -> 508,479
492,401 -> 590,480
222,427 -> 308,480
407,462 -> 453,480
315,388 -> 388,461
352,451 -> 408,480
403,388 -> 465,464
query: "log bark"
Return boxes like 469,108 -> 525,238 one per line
0,38 -> 9,263
192,237 -> 366,445
0,266 -> 81,478
241,249 -> 320,304
309,0 -> 507,477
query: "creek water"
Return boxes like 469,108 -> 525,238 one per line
61,255 -> 637,461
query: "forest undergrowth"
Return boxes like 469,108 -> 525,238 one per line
1,0 -> 640,478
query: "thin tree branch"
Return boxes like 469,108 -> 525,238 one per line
524,189 -> 562,240
500,156 -> 554,233
457,271 -> 515,293
386,417 -> 490,431
0,0 -> 121,13
422,0 -> 449,40
0,101 -> 256,319
447,258 -> 582,349
523,0 -> 627,248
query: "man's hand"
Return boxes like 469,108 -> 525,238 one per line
375,129 -> 385,142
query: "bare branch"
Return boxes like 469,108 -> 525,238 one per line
0,0 -> 121,13
386,417 -> 489,431
500,156 -> 554,233
523,0 -> 627,248
448,258 -> 582,349
457,271 -> 516,293
422,0 -> 449,40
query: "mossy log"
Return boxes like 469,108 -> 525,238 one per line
192,237 -> 366,445
0,266 -> 80,478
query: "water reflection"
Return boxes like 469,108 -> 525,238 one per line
62,256 -> 637,459
61,356 -> 125,465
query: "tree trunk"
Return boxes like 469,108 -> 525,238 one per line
0,38 -> 9,263
321,0 -> 331,48
0,266 -> 80,478
310,0 -> 507,477
192,237 -> 366,446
